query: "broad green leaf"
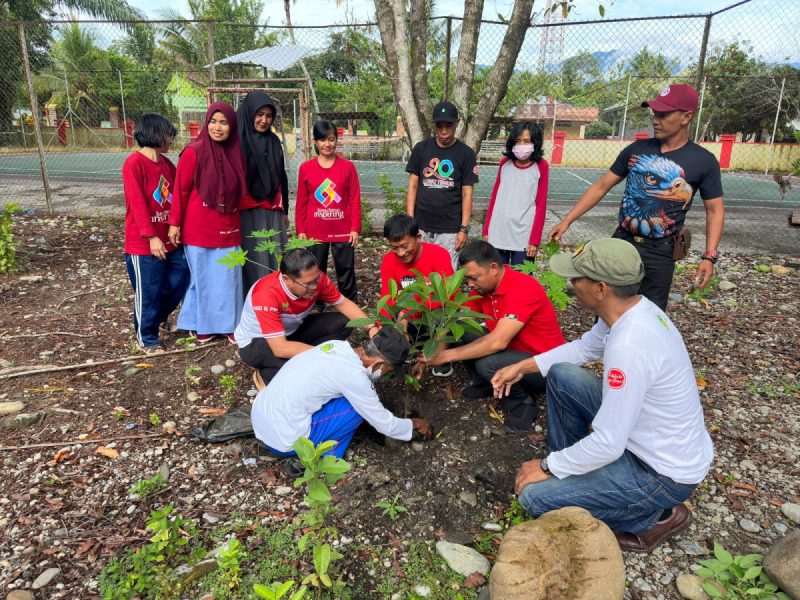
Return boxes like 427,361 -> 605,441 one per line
216,248 -> 247,268
292,437 -> 315,464
290,587 -> 308,600
738,554 -> 763,568
297,531 -> 311,552
389,278 -> 398,298
319,455 -> 350,475
702,582 -> 723,597
743,566 -> 762,580
313,440 -> 338,460
422,338 -> 439,359
320,573 -> 333,588
446,269 -> 465,296
714,542 -> 734,565
307,479 -> 332,504
449,321 -> 465,340
314,543 -> 331,575
275,581 -> 295,597
346,317 -> 375,328
252,583 -> 272,599
694,567 -> 714,577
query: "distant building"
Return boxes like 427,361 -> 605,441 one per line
510,97 -> 600,139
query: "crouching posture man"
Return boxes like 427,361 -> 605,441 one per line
252,327 -> 433,474
492,238 -> 713,552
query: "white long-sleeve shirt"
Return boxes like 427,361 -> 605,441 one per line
536,298 -> 713,484
251,340 -> 412,452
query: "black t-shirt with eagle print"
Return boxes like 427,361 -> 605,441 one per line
610,139 -> 723,239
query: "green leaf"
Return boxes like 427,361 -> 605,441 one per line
307,479 -> 332,504
313,440 -> 338,460
249,228 -> 280,239
346,317 -> 375,328
742,566 -> 762,580
216,248 -> 248,268
702,582 -> 723,597
320,573 -> 332,587
389,278 -> 398,298
298,531 -> 311,553
737,554 -> 763,568
449,321 -> 465,340
714,542 -> 734,566
292,437 -> 315,464
252,583 -> 272,599
313,543 -> 331,576
446,269 -> 466,297
318,455 -> 350,475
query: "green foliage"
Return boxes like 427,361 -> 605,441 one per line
378,173 -> 407,218
253,580 -> 307,600
377,493 -> 408,521
361,196 -> 374,234
99,505 -> 202,599
694,542 -> 790,599
219,374 -> 237,406
149,412 -> 161,427
291,437 -> 349,591
513,260 -> 571,310
217,248 -> 248,269
585,121 -> 613,139
217,538 -> 243,591
129,474 -> 168,499
185,364 -> 202,384
220,233 -> 320,273
755,264 -> 771,273
0,204 -> 20,274
502,499 -> 528,528
685,276 -> 719,301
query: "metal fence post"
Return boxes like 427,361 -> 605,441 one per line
206,21 -> 217,101
444,17 -> 452,101
765,76 -> 786,175
695,13 -> 712,91
17,22 -> 53,215
620,75 -> 631,140
694,76 -> 706,142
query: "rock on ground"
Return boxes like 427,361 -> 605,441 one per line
489,506 -> 625,600
0,401 -> 24,416
31,567 -> 61,589
675,573 -> 711,600
434,540 -> 490,577
763,530 -> 800,599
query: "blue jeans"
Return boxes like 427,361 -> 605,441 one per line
266,396 -> 364,459
518,363 -> 697,534
497,249 -> 528,266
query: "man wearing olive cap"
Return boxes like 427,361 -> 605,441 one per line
492,238 -> 713,553
548,83 -> 725,312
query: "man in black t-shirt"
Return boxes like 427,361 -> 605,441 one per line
406,101 -> 479,270
548,84 -> 725,311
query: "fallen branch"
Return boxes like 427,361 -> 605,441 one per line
56,287 -> 108,310
1,331 -> 96,340
0,432 -> 167,451
0,345 -> 220,380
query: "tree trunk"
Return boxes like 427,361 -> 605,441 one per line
452,0 -> 484,137
284,0 -> 320,114
409,0 -> 431,135
463,0 -> 535,152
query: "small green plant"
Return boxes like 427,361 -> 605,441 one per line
149,412 -> 161,427
219,374 -> 237,406
694,542 -> 790,599
217,538 -> 243,590
686,276 -> 719,301
513,260 -> 571,310
378,172 -> 407,218
253,580 -> 307,600
292,437 -> 350,590
185,365 -> 202,384
175,335 -> 196,351
377,493 -> 408,521
113,409 -> 124,421
755,264 -> 771,273
218,232 -> 319,271
361,196 -> 374,233
0,203 -> 21,274
129,473 -> 168,498
501,499 -> 528,528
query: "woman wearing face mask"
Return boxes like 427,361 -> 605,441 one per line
237,91 -> 289,293
482,122 -> 548,266
168,102 -> 247,344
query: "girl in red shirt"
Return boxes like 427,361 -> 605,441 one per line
295,120 -> 362,301
123,113 -> 189,353
237,91 -> 289,293
168,102 -> 247,343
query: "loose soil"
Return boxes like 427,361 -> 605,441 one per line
1,214 -> 799,599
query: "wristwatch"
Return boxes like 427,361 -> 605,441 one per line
458,225 -> 470,234
540,456 -> 552,475
701,249 -> 719,265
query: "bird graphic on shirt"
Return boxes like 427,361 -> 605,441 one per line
621,154 -> 693,237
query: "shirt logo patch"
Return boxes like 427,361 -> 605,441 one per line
320,342 -> 334,353
659,86 -> 671,96
657,315 -> 670,330
314,178 -> 342,207
280,302 -> 289,312
152,175 -> 172,206
422,157 -> 454,180
607,368 -> 626,389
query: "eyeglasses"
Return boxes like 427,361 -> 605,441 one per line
289,275 -> 320,290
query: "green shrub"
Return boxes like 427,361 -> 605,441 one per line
0,204 -> 21,274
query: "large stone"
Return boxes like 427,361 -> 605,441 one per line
435,541 -> 490,577
6,591 -> 35,600
31,567 -> 61,589
718,280 -> 737,291
173,558 -> 218,587
781,502 -> 800,524
489,507 -> 625,600
2,413 -> 43,429
763,530 -> 800,599
0,401 -> 24,416
675,573 -> 711,600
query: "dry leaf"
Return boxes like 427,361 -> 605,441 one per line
111,406 -> 130,416
188,464 -> 197,477
95,446 -> 119,459
134,362 -> 155,368
198,408 -> 226,416
695,373 -> 708,391
75,539 -> 97,556
51,449 -> 71,466
465,572 -> 487,588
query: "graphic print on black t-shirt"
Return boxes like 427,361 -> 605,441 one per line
422,157 -> 456,189
619,154 -> 692,238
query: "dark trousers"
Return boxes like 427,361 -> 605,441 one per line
497,249 -> 529,266
456,332 -> 546,416
310,241 -> 357,302
125,249 -> 190,348
613,228 -> 675,312
238,312 -> 352,384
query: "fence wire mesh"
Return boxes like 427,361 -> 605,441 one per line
0,0 -> 798,230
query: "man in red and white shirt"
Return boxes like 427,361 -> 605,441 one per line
236,248 -> 377,386
419,240 -> 564,432
492,239 -> 713,553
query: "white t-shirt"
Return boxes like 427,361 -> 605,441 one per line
487,160 -> 540,250
251,340 -> 413,452
535,298 -> 713,484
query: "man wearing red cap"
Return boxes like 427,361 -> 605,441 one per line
548,84 -> 725,311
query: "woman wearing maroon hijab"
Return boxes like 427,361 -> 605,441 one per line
168,102 -> 247,343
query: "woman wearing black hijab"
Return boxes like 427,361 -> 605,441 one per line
237,91 -> 290,292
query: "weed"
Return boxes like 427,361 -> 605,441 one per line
694,542 -> 790,599
253,580 -> 308,599
686,276 -> 719,301
378,172 -> 407,218
113,410 -> 124,421
513,258 -> 571,310
377,493 -> 408,521
129,474 -> 168,498
0,204 -> 21,273
175,335 -> 196,351
149,412 -> 161,427
217,538 -> 243,590
755,264 -> 771,273
185,365 -> 202,385
361,196 -> 374,233
501,499 -> 528,528
219,374 -> 237,406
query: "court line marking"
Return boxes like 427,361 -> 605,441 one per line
562,169 -> 593,186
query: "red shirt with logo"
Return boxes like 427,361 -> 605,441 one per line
467,267 -> 564,355
379,242 -> 454,318
122,151 -> 178,255
234,270 -> 344,348
295,157 -> 362,242
169,146 -> 242,248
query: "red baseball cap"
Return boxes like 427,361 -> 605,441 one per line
641,84 -> 699,112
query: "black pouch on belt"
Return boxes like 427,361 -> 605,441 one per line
672,228 -> 691,261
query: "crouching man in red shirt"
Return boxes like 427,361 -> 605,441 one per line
418,240 -> 564,432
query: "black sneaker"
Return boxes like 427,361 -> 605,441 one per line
503,402 -> 538,433
461,381 -> 494,400
284,456 -> 305,479
431,363 -> 454,377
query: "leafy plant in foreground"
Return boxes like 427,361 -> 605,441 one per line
218,231 -> 319,271
219,374 -> 237,406
513,254 -> 571,310
378,172 -> 407,218
0,204 -> 21,273
694,542 -> 789,599
217,538 -> 243,590
129,474 -> 168,499
377,493 -> 408,521
149,412 -> 161,427
253,580 -> 307,600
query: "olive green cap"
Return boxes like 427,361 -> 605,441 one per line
549,238 -> 645,286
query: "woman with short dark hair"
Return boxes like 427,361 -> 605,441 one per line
168,102 -> 247,344
122,113 -> 189,354
295,120 -> 362,301
237,91 -> 289,293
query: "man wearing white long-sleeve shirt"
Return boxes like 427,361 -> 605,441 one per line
491,238 -> 713,553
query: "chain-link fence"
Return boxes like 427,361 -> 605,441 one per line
0,0 -> 798,237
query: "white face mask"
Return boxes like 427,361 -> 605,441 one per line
367,363 -> 384,382
512,143 -> 534,161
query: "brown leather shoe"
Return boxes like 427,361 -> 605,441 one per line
252,370 -> 266,392
614,503 -> 693,553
